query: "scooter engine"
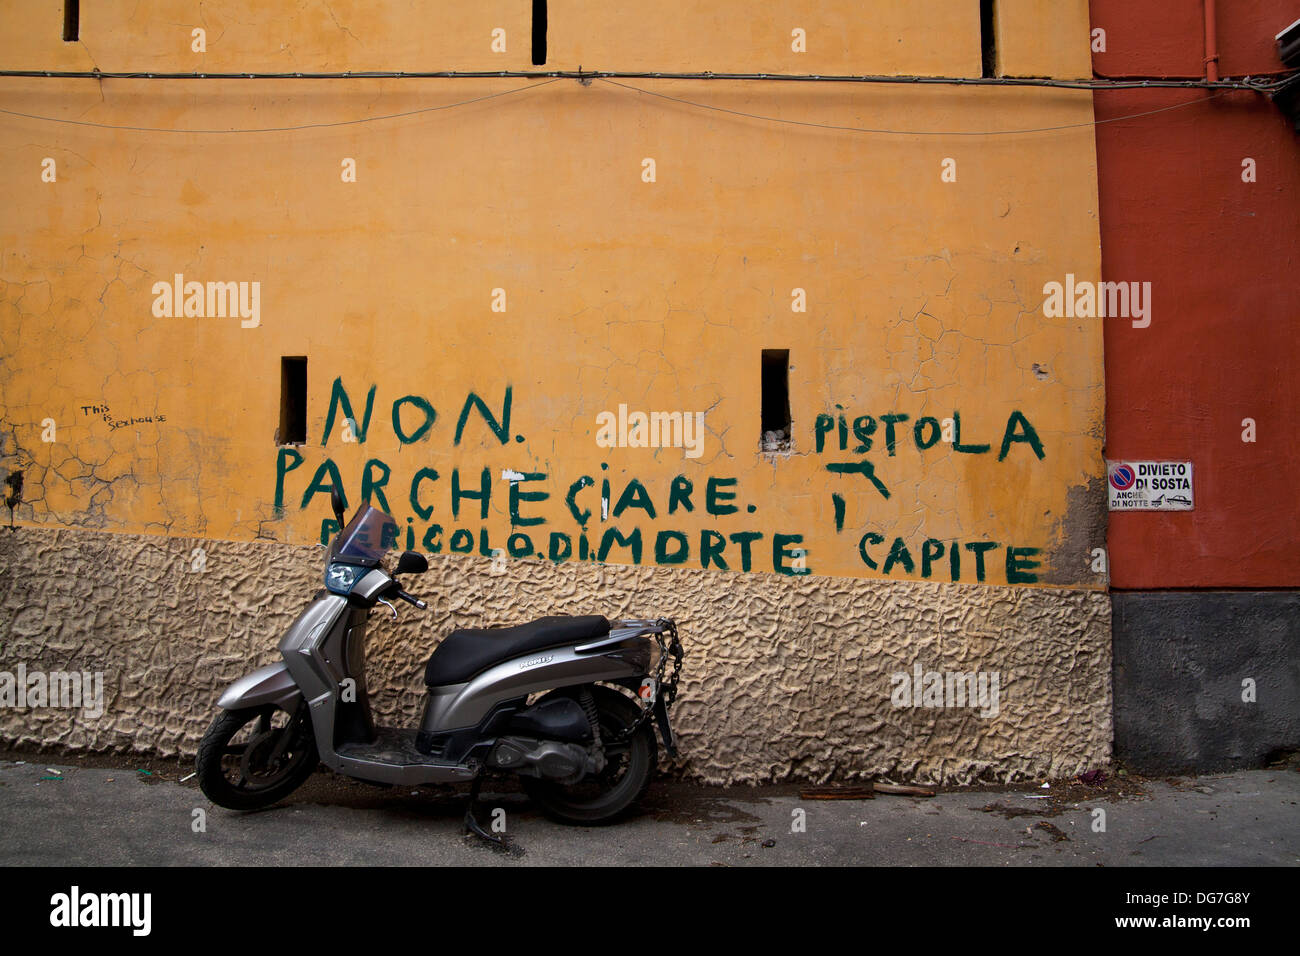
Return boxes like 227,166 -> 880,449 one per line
487,737 -> 592,785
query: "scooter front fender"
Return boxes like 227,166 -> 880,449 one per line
216,661 -> 303,712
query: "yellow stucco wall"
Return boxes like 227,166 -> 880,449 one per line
0,1 -> 1104,589
995,0 -> 1095,79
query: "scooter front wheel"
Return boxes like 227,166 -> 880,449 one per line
522,684 -> 657,826
196,705 -> 318,811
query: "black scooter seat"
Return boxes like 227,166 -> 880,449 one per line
424,615 -> 610,686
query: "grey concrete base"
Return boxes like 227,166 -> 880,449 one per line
1112,591 -> 1300,773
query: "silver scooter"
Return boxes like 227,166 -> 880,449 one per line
197,489 -> 684,833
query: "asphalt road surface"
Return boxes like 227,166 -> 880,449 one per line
1,753 -> 1295,866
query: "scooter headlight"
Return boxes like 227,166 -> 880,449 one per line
325,562 -> 365,595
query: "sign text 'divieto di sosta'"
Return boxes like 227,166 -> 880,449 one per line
1107,460 -> 1194,511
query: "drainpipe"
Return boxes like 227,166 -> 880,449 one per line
1204,0 -> 1219,81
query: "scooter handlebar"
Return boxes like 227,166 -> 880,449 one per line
395,589 -> 427,610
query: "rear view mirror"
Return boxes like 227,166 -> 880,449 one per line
330,486 -> 345,525
395,550 -> 429,575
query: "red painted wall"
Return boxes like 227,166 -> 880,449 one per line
1092,0 -> 1300,589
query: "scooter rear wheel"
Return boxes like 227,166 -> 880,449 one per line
196,705 -> 318,811
521,684 -> 657,826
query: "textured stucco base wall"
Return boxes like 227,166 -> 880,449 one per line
0,527 -> 1111,785
1112,591 -> 1300,774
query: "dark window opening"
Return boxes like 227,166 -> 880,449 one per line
63,0 -> 79,42
980,0 -> 997,78
531,0 -> 547,66
761,349 -> 792,452
280,357 -> 307,445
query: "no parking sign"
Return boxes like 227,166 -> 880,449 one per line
1107,461 -> 1194,511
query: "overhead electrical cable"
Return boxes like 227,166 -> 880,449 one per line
0,68 -> 1293,136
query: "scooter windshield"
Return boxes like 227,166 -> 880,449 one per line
330,504 -> 400,567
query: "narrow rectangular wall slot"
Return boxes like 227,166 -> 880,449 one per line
531,0 -> 547,65
761,349 -> 792,451
63,0 -> 79,42
980,0 -> 997,77
280,357 -> 307,445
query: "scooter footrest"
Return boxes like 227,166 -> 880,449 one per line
336,727 -> 429,767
